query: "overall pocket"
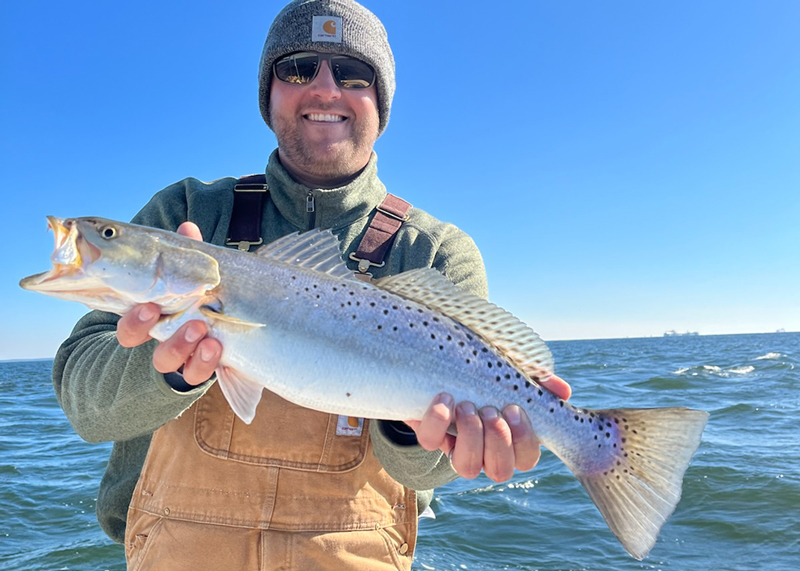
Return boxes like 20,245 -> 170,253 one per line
194,383 -> 369,472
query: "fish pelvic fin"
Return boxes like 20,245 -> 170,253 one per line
216,366 -> 264,424
566,407 -> 708,560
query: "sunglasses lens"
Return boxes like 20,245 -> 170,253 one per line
331,56 -> 375,89
274,52 -> 319,84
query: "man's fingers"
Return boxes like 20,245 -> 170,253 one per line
117,303 -> 160,348
503,405 -> 541,472
541,374 -> 572,401
177,221 -> 203,241
182,337 -> 223,386
451,402 -> 483,479
152,321 -> 208,375
480,407 -> 515,482
414,393 -> 455,451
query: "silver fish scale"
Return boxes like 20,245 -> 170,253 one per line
267,263 -> 604,450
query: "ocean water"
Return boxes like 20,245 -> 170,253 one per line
1,332 -> 797,570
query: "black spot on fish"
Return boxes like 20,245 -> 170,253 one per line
513,385 -> 518,390
495,376 -> 501,382
423,321 -> 429,326
606,432 -> 611,438
487,362 -> 492,368
377,325 -> 382,330
496,362 -> 503,368
537,389 -> 543,396
431,334 -> 436,339
551,408 -> 555,413
482,348 -> 488,353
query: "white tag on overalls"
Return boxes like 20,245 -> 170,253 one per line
312,16 -> 342,43
336,415 -> 363,436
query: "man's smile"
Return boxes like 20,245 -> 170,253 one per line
304,113 -> 347,123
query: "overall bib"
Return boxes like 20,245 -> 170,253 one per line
125,383 -> 417,570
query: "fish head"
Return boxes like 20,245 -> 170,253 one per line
20,217 -> 221,316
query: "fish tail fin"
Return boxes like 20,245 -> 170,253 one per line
567,407 -> 708,560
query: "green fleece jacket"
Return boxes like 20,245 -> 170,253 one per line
52,150 -> 488,544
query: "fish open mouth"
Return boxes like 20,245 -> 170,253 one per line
19,217 -> 101,291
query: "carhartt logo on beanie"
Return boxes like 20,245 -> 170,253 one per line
259,0 -> 395,136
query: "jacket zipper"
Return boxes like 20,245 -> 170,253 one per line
306,190 -> 316,228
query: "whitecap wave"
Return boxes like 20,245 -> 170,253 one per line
728,366 -> 755,375
755,352 -> 782,360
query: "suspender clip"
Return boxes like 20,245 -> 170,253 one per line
348,252 -> 385,276
226,238 -> 263,251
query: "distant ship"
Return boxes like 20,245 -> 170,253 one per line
664,330 -> 699,337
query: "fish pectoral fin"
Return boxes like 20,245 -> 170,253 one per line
216,366 -> 264,424
199,305 -> 266,329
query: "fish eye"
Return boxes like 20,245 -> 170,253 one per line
100,225 -> 118,240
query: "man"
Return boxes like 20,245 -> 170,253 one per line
53,1 -> 570,569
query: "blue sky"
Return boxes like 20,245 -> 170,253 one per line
2,0 -> 798,360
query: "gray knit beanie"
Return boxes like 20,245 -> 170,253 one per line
259,0 -> 395,137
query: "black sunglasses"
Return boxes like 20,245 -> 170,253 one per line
273,51 -> 375,89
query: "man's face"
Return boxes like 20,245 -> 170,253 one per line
270,55 -> 380,187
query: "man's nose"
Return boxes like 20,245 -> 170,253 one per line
308,60 -> 341,99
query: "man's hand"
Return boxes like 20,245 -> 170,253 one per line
405,376 -> 572,482
115,222 -> 222,386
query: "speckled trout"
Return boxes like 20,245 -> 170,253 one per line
21,216 -> 708,560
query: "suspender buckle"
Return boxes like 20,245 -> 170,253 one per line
226,238 -> 263,251
348,252 -> 385,276
375,204 -> 409,222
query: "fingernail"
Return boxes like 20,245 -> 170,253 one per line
457,402 -> 476,416
184,326 -> 203,343
505,406 -> 521,425
199,344 -> 216,362
480,407 -> 498,420
436,393 -> 453,407
138,305 -> 157,322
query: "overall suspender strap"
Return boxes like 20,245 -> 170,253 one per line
226,174 -> 269,251
349,193 -> 412,278
227,178 -> 411,279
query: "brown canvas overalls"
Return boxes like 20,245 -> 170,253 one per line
124,383 -> 417,570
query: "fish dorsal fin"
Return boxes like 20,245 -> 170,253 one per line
374,269 -> 555,376
254,229 -> 358,281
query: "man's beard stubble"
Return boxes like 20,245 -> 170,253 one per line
272,111 -> 378,184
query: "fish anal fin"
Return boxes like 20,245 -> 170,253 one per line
374,268 -> 554,376
216,366 -> 264,424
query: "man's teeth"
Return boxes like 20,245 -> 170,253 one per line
306,113 -> 345,122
